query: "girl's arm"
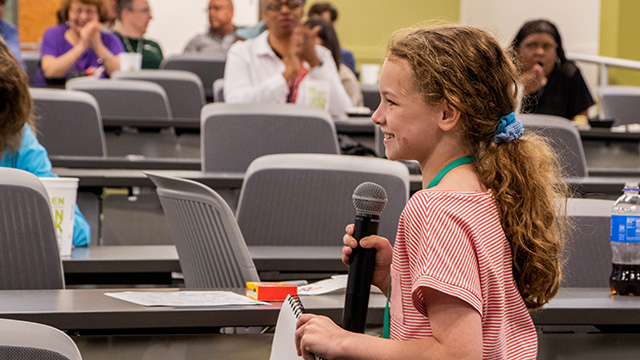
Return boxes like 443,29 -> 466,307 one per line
295,288 -> 482,360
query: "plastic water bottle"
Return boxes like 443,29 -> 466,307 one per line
610,181 -> 640,295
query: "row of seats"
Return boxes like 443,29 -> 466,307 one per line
23,52 -> 383,111
0,153 -> 409,290
0,161 -> 612,292
31,86 -> 347,172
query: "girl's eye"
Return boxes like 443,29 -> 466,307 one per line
387,99 -> 397,106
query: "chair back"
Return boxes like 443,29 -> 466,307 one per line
236,154 -> 410,246
23,51 -> 40,87
600,86 -> 640,126
160,54 -> 226,100
361,83 -> 380,111
66,77 -> 172,121
112,69 -> 205,120
146,172 -> 259,288
201,103 -> 340,172
0,318 -> 82,360
561,198 -> 613,287
519,114 -> 588,178
30,88 -> 107,157
0,168 -> 64,289
213,78 -> 225,103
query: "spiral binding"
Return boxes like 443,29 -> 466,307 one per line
288,294 -> 305,319
287,295 -> 324,360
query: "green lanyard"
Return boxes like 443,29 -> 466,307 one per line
426,156 -> 475,189
382,155 -> 474,339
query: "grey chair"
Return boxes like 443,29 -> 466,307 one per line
600,86 -> 640,126
30,88 -> 107,157
66,77 -> 172,121
0,168 -> 65,290
160,54 -> 226,101
23,51 -> 40,87
519,114 -> 588,178
0,318 -> 82,360
146,172 -> 260,288
361,83 -> 380,111
112,69 -> 205,120
236,153 -> 410,246
561,198 -> 613,288
201,103 -> 340,172
213,78 -> 225,103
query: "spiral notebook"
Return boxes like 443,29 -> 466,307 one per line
270,295 -> 323,360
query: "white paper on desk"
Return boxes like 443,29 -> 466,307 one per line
105,291 -> 269,307
297,275 -> 383,295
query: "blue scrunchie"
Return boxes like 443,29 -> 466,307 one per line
493,112 -> 524,144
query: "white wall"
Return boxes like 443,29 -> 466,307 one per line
145,0 -> 259,57
460,0 -> 601,113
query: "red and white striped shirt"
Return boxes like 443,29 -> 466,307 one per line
390,189 -> 537,359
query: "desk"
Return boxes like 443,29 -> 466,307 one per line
0,288 -> 386,331
63,245 -> 346,275
50,155 -> 201,170
53,167 -> 424,194
0,287 -> 636,331
53,168 -> 244,189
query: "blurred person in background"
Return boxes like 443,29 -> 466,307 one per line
34,0 -> 123,87
184,0 -> 237,55
511,19 -> 594,120
305,18 -> 362,106
224,0 -> 351,117
307,2 -> 356,75
0,38 -> 90,246
115,0 -> 163,69
0,0 -> 24,69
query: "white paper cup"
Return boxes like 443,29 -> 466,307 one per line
360,64 -> 381,85
39,177 -> 79,257
119,52 -> 142,72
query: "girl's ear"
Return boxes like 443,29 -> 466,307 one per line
438,100 -> 461,132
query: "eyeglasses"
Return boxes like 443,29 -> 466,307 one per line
128,7 -> 151,15
69,7 -> 98,16
265,0 -> 303,12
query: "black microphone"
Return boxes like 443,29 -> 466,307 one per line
342,182 -> 388,333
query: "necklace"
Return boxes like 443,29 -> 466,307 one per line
122,35 -> 143,54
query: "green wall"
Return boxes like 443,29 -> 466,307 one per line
600,0 -> 640,85
305,0 -> 460,71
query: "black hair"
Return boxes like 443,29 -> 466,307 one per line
308,2 -> 337,22
304,18 -> 340,66
511,19 -> 567,64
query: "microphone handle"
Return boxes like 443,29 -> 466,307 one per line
342,213 -> 379,333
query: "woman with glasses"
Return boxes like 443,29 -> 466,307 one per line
511,19 -> 594,120
34,0 -> 123,87
224,0 -> 352,117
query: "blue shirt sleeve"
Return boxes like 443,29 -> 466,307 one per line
0,20 -> 26,70
12,125 -> 91,246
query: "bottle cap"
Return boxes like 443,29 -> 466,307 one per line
623,181 -> 640,191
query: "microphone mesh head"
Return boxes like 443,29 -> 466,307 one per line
352,182 -> 388,216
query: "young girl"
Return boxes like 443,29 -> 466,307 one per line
0,38 -> 91,246
295,24 -> 567,359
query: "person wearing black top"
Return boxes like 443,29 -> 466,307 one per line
512,19 -> 594,120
